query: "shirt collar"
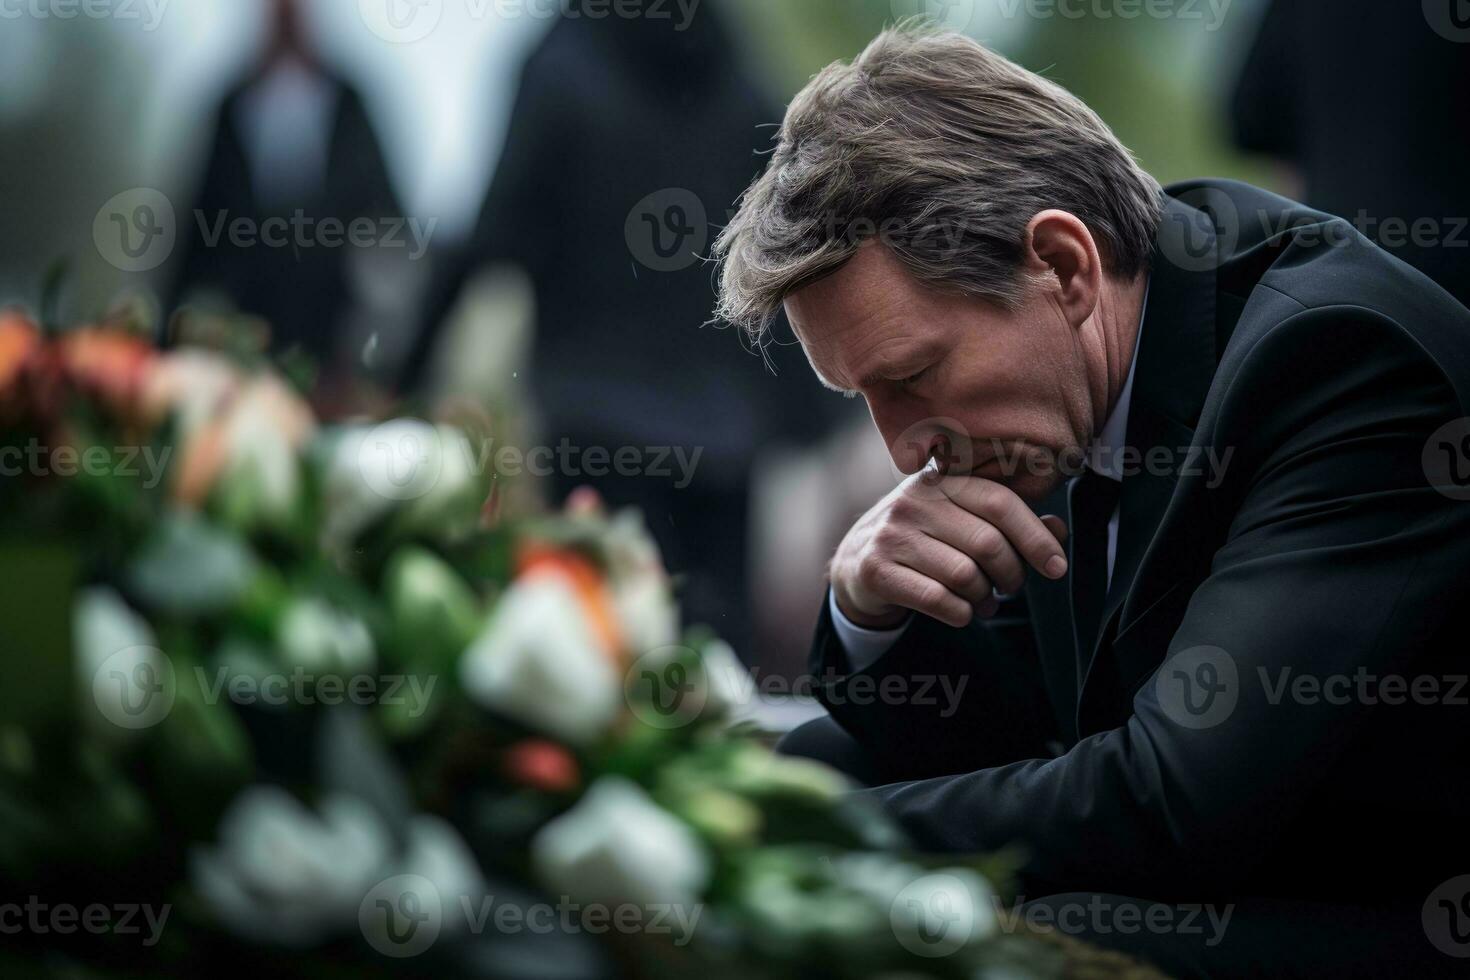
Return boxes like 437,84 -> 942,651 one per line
1086,276 -> 1150,482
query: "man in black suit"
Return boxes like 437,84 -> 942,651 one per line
714,26 -> 1470,977
170,0 -> 402,367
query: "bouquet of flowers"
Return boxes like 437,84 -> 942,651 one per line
0,308 -> 1153,979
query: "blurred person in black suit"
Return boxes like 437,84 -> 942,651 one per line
169,0 -> 403,367
1232,0 -> 1470,307
404,2 -> 843,661
724,27 -> 1470,977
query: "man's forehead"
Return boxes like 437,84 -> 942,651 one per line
785,252 -> 936,392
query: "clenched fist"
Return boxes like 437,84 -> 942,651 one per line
831,467 -> 1070,629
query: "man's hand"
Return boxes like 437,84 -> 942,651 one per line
831,472 -> 1069,629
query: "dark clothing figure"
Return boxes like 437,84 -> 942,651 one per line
171,59 -> 402,364
406,10 -> 841,658
1232,0 -> 1470,306
784,181 -> 1470,978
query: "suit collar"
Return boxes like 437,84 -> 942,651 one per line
1074,193 -> 1221,732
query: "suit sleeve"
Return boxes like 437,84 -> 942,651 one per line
853,310 -> 1470,895
809,585 -> 1059,784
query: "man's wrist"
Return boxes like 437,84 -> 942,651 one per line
831,588 -> 909,629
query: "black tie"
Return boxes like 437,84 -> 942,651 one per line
1069,468 -> 1123,668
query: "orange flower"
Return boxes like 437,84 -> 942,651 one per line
58,326 -> 157,418
503,739 -> 580,793
515,545 -> 623,662
0,312 -> 40,395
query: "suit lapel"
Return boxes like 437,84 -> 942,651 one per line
1075,195 -> 1220,735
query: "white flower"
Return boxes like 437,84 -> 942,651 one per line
319,422 -> 482,555
277,598 -> 375,677
459,576 -> 620,745
217,375 -> 315,524
74,587 -> 172,734
193,787 -> 488,950
611,572 -> 678,658
191,787 -> 392,948
700,639 -> 756,721
533,777 -> 709,909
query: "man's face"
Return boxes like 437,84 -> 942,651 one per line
785,242 -> 1097,503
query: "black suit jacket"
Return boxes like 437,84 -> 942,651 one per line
169,72 -> 402,363
810,180 -> 1470,902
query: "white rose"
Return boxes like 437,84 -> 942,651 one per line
320,422 -> 481,555
611,572 -> 678,657
191,787 -> 392,948
533,777 -> 709,910
73,587 -> 172,735
459,576 -> 620,745
700,639 -> 757,722
319,426 -> 397,556
277,597 -> 376,677
218,376 -> 315,525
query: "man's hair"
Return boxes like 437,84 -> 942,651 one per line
713,25 -> 1162,337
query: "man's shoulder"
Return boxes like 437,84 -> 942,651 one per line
1163,178 -> 1470,412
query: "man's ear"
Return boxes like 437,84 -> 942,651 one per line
1023,209 -> 1102,329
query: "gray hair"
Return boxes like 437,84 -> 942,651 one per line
713,25 -> 1162,337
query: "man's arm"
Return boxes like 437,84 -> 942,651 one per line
853,310 -> 1470,894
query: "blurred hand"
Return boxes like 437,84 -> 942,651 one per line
830,470 -> 1069,629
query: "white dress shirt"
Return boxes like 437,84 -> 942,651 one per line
830,281 -> 1149,672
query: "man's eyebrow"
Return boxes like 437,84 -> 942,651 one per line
855,345 -> 938,388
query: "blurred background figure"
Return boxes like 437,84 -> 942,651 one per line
168,0 -> 403,372
402,2 -> 847,662
1231,0 -> 1470,307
